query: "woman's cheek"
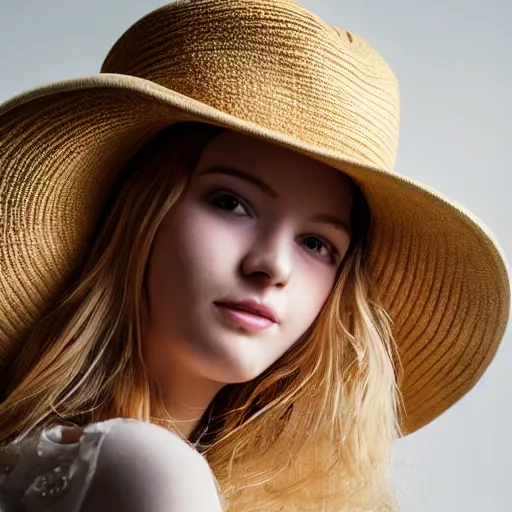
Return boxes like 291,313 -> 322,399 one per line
178,207 -> 254,274
292,260 -> 337,323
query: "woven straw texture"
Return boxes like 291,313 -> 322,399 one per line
0,0 -> 509,434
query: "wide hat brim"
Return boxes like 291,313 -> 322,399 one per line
0,74 -> 509,435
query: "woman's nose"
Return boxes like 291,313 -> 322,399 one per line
240,228 -> 292,287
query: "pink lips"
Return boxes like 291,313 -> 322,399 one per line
214,299 -> 279,331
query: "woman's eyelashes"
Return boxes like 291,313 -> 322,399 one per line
208,190 -> 251,216
300,236 -> 339,264
206,189 -> 339,265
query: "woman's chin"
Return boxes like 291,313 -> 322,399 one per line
197,351 -> 271,385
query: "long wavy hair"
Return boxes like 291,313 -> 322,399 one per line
0,122 -> 402,511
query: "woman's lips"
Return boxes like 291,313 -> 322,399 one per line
214,303 -> 277,331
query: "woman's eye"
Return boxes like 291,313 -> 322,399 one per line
209,192 -> 248,216
302,236 -> 337,263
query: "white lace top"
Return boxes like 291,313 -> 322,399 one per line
0,418 -> 227,512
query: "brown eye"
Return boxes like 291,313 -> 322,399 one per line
301,236 -> 337,264
304,237 -> 324,252
208,192 -> 248,216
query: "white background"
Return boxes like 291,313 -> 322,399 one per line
0,0 -> 510,510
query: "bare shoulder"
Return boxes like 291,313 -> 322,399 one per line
78,420 -> 223,512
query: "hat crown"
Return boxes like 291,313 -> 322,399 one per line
102,0 -> 400,170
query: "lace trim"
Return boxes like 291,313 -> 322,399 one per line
0,419 -> 133,512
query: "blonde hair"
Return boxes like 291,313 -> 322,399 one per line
0,122 -> 402,511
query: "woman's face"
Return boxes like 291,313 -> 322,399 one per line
145,130 -> 354,386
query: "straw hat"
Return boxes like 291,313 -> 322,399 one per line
0,0 -> 509,434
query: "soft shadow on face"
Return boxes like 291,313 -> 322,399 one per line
144,130 -> 354,393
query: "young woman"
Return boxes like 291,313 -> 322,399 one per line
0,0 -> 509,511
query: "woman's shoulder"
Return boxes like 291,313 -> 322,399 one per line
0,418 -> 224,512
80,419 -> 224,511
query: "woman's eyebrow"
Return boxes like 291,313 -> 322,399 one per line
311,213 -> 351,236
196,166 -> 279,198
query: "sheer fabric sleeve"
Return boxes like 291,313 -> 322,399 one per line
0,419 -> 124,512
